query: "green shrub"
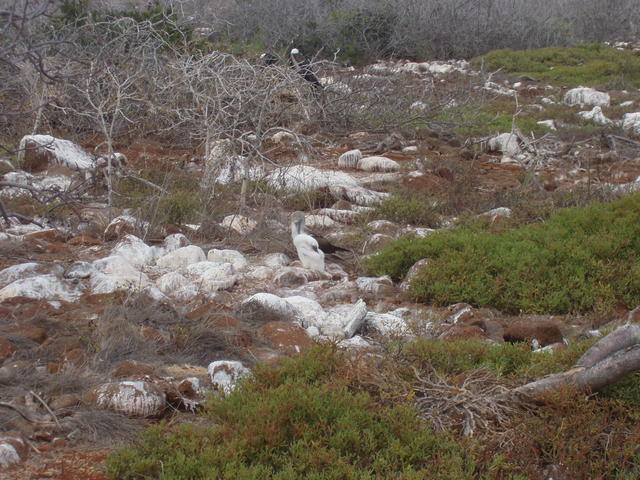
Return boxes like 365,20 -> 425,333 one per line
373,190 -> 442,227
473,43 -> 640,89
106,347 -> 474,479
366,194 -> 640,314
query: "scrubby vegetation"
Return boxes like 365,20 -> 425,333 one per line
474,43 -> 640,89
367,193 -> 640,314
106,344 -> 640,479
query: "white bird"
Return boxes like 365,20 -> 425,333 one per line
290,211 -> 325,272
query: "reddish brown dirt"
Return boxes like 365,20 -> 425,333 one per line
1,447 -> 110,480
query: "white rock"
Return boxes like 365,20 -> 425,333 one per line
402,227 -> 435,238
91,256 -> 150,294
321,300 -> 367,339
0,262 -> 39,288
355,276 -> 394,295
112,234 -> 155,268
410,101 -> 428,111
622,112 -> 640,135
0,434 -> 27,468
329,184 -> 388,206
221,215 -> 257,235
620,101 -> 634,107
236,292 -> 304,325
358,156 -> 400,172
479,207 -> 512,222
213,156 -> 264,185
183,261 -> 237,293
400,258 -> 430,293
141,286 -> 171,303
86,381 -> 166,418
156,245 -> 206,269
272,131 -> 295,144
207,249 -> 248,271
284,296 -> 326,328
563,87 -> 610,107
337,149 -> 363,168
260,253 -> 288,268
365,312 -> 410,336
267,165 -> 359,192
0,274 -> 80,302
156,271 -> 198,300
338,335 -> 373,349
17,134 -> 95,170
304,214 -> 339,229
537,120 -> 556,130
245,265 -> 274,281
315,208 -> 359,224
64,261 -> 94,279
402,146 -> 418,153
488,133 -> 520,156
208,361 -> 251,394
164,233 -> 190,252
577,106 -> 613,126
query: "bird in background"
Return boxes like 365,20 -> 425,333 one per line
290,211 -> 325,272
290,48 -> 324,90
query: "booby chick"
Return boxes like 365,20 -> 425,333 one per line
290,211 -> 325,272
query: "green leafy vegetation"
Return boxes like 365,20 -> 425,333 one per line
366,194 -> 640,314
473,43 -> 640,89
373,190 -> 442,227
106,346 -> 474,479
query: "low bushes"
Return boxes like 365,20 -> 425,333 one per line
366,194 -> 640,314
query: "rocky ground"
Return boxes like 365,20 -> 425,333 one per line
1,52 -> 640,478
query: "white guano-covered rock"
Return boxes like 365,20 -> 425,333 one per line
488,133 -> 520,156
320,300 -> 367,339
164,233 -> 190,252
207,249 -> 248,271
284,296 -> 326,328
208,360 -> 251,394
112,234 -> 155,268
221,215 -> 257,235
91,256 -> 150,294
17,134 -> 95,171
577,106 -> 613,126
622,112 -> 640,135
355,276 -> 394,295
236,292 -> 304,325
183,261 -> 237,293
0,262 -> 39,288
0,434 -> 28,469
337,149 -> 363,168
267,165 -> 359,192
0,274 -> 80,302
563,87 -> 610,107
365,312 -> 411,336
156,271 -> 199,300
156,245 -> 206,269
262,253 -> 291,268
84,381 -> 166,418
357,156 -> 400,172
304,214 -> 339,229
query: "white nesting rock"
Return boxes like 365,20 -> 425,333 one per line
183,261 -> 237,293
329,184 -> 388,206
563,87 -> 610,107
284,295 -> 327,328
622,112 -> 640,135
337,149 -> 363,168
208,360 -> 251,394
355,276 -> 394,295
207,249 -> 248,271
245,265 -> 274,281
577,106 -> 613,126
91,255 -> 150,294
17,134 -> 95,170
0,274 -> 80,302
85,381 -> 166,418
0,262 -> 39,288
221,215 -> 257,235
112,234 -> 155,268
357,156 -> 400,172
488,133 -> 520,156
156,245 -> 206,269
